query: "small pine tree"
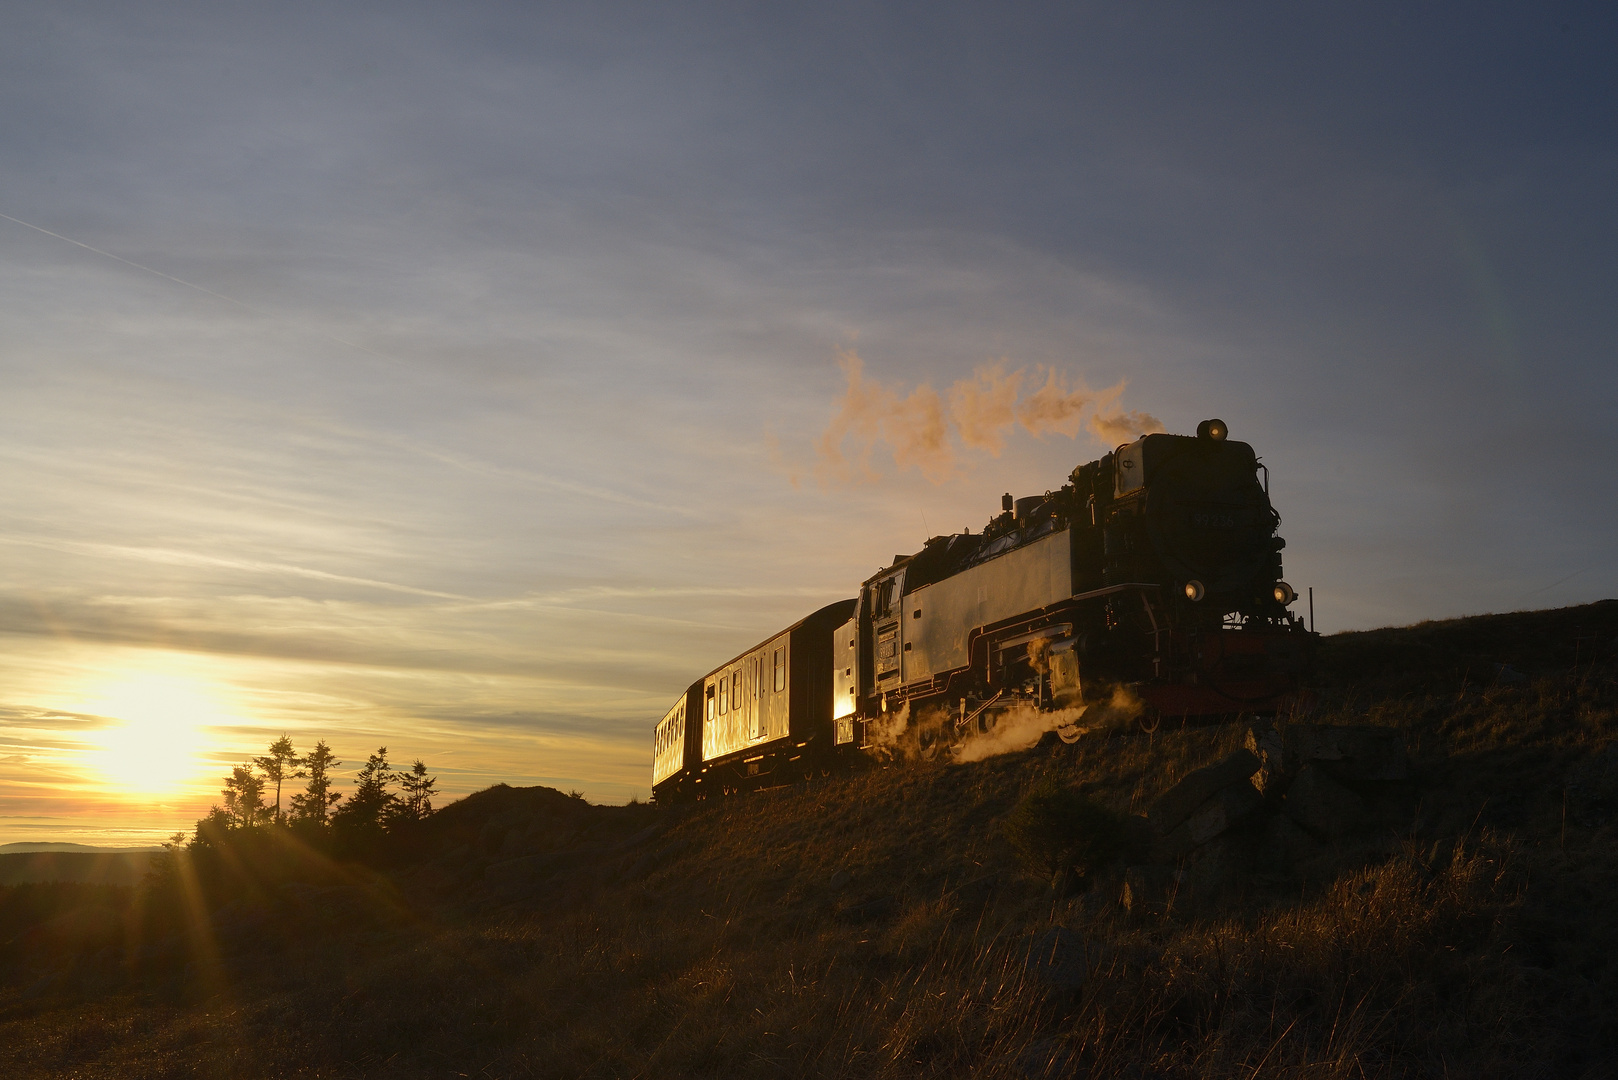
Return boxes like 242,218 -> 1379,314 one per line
397,760 -> 438,823
255,734 -> 302,825
289,741 -> 342,826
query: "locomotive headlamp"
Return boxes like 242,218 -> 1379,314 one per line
1184,580 -> 1206,602
1196,418 -> 1229,441
1273,582 -> 1296,605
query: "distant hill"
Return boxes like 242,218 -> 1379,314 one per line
0,842 -> 163,854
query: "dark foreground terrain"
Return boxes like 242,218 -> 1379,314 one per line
0,850 -> 163,888
3,601 -> 1618,1078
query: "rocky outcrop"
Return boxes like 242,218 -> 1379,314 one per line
1156,781 -> 1264,859
1118,721 -> 1410,912
1246,722 -> 1408,792
1148,749 -> 1261,833
1282,763 -> 1367,839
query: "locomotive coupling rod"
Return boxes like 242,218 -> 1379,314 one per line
957,689 -> 1006,732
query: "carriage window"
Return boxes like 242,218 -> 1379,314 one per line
773,647 -> 785,692
716,679 -> 726,716
705,685 -> 715,721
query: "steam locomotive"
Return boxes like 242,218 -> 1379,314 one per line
651,419 -> 1313,801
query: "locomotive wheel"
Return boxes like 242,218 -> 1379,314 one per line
1137,712 -> 1162,736
916,725 -> 941,761
1056,722 -> 1085,744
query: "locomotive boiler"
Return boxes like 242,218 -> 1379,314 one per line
651,419 -> 1313,801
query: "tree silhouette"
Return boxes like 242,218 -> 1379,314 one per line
397,760 -> 439,822
289,740 -> 342,826
332,746 -> 398,833
221,764 -> 267,828
254,734 -> 302,825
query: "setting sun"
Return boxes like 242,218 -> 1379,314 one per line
84,674 -> 220,796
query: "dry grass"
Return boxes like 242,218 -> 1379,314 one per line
2,600 -> 1617,1077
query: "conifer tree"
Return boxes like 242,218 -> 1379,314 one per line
332,746 -> 398,833
222,764 -> 267,828
398,760 -> 438,822
289,740 -> 342,826
254,734 -> 301,825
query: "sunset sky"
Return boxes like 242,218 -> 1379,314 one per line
2,3 -> 1614,845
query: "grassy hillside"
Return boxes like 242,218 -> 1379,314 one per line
1,600 -> 1615,1078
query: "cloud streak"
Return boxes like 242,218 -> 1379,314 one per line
815,350 -> 1164,485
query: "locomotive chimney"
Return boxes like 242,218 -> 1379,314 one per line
1001,492 -> 1014,513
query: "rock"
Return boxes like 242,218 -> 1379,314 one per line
1247,724 -> 1409,791
1178,834 -> 1247,897
1149,749 -> 1261,833
1283,763 -> 1366,838
1156,781 -> 1264,859
1246,724 -> 1287,794
1024,927 -> 1088,991
1567,742 -> 1618,827
1284,725 -> 1408,782
1493,663 -> 1528,685
1187,781 -> 1263,843
1261,813 -> 1323,870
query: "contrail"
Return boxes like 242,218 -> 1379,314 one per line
0,210 -> 395,362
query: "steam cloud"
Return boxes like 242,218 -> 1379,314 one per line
815,350 -> 1164,485
862,687 -> 1145,765
951,688 -> 1144,763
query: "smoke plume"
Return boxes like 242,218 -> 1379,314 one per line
1087,382 -> 1167,446
815,350 -> 1163,484
814,350 -> 959,485
949,360 -> 1023,453
1016,367 -> 1091,439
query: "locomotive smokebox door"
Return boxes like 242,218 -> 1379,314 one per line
1115,439 -> 1146,496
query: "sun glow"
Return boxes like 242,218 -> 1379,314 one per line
84,673 -> 224,796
